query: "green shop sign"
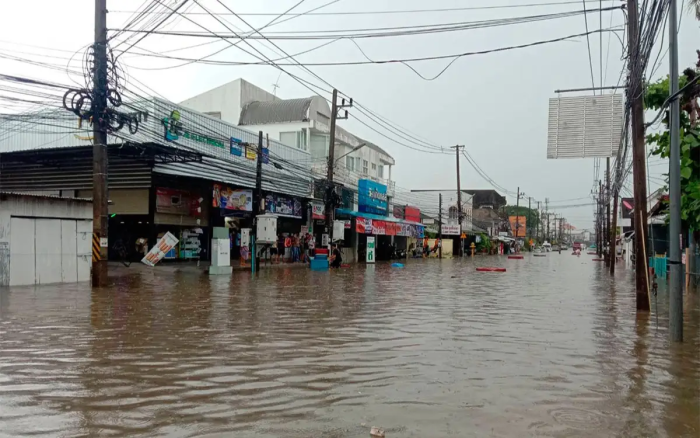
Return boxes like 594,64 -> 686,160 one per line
162,110 -> 225,148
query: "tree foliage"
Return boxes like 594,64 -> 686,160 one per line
645,67 -> 700,232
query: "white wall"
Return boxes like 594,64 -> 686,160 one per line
243,122 -> 311,152
180,79 -> 280,125
0,195 -> 92,286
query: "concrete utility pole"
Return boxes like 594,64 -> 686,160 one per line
92,0 -> 108,287
545,198 -> 549,241
667,0 -> 683,341
605,159 -> 611,267
251,131 -> 264,275
536,201 -> 541,243
528,197 -> 532,244
451,145 -> 464,256
626,0 -> 650,310
438,193 -> 443,259
598,181 -> 603,258
515,187 -> 521,240
325,89 -> 351,245
610,186 -> 619,275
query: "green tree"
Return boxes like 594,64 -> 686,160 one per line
645,68 -> 700,233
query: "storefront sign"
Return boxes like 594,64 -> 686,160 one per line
358,179 -> 388,215
509,216 -> 527,238
442,223 -> 461,235
405,206 -> 421,223
156,188 -> 200,215
142,232 -> 179,267
264,194 -> 302,218
163,110 -> 224,148
301,225 -> 309,235
213,184 -> 253,211
311,202 -> 325,220
366,236 -> 376,263
371,220 -> 386,235
344,220 -> 351,229
393,205 -> 405,219
245,146 -> 257,160
333,220 -> 345,241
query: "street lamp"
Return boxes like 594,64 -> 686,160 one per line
333,142 -> 366,166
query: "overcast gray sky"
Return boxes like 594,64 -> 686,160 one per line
1,0 -> 697,229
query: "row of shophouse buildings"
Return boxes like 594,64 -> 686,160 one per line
0,78 -> 507,285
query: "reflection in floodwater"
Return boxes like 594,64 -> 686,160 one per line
0,255 -> 697,437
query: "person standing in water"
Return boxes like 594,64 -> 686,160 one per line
331,243 -> 343,268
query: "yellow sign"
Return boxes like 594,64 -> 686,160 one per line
245,146 -> 257,160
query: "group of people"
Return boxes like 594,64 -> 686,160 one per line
270,232 -> 316,263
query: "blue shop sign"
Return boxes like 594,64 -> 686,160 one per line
358,179 -> 388,215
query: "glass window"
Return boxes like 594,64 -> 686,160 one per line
371,163 -> 377,172
378,165 -> 384,178
356,157 -> 361,171
346,155 -> 354,171
363,160 -> 369,175
279,132 -> 297,148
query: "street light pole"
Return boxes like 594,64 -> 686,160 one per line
668,0 -> 683,342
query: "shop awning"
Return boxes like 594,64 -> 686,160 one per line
335,208 -> 423,227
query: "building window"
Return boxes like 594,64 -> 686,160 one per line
378,165 -> 384,178
356,157 -> 361,172
363,160 -> 369,175
346,155 -> 354,171
280,132 -> 297,148
371,163 -> 377,175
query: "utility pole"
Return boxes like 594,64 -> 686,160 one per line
251,131 -> 264,275
605,159 -> 611,267
527,197 -> 532,243
627,0 -> 650,310
515,187 -> 521,240
668,0 -> 682,341
536,201 -> 540,243
325,89 -> 351,246
596,180 -> 605,257
438,193 -> 443,259
451,145 -> 464,256
610,186 -> 619,275
545,198 -> 549,241
92,0 -> 108,287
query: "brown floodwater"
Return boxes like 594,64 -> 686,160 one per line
0,255 -> 698,437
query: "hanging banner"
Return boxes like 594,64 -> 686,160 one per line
333,220 -> 345,241
264,194 -> 302,218
230,137 -> 243,156
344,220 -> 352,229
372,220 -> 386,235
142,232 -> 179,267
311,202 -> 325,220
356,217 -> 367,234
213,184 -> 253,211
386,222 -> 398,236
240,228 -> 251,260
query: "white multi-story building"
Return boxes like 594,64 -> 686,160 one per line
180,79 -> 396,203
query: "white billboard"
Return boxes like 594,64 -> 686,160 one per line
547,94 -> 624,159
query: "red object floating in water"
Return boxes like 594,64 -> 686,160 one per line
476,267 -> 507,272
592,258 -> 605,261
508,255 -> 524,259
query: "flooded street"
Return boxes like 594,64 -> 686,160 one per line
0,255 -> 698,437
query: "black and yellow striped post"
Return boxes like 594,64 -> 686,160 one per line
92,233 -> 102,263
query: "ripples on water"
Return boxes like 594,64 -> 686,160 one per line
0,254 -> 697,437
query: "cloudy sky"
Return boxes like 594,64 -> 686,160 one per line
1,0 -> 698,229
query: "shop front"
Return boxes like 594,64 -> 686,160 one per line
154,186 -> 208,261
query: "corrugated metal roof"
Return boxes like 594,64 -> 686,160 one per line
238,98 -> 313,125
0,192 -> 93,203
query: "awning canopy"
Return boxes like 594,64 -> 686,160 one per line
335,208 -> 424,227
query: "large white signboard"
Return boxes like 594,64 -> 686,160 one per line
547,94 -> 624,159
142,232 -> 179,267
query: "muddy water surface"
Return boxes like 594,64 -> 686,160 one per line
0,255 -> 698,437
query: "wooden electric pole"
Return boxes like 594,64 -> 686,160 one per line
626,0 -> 650,310
605,158 -> 611,267
92,0 -> 109,287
